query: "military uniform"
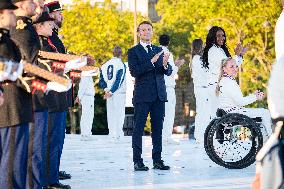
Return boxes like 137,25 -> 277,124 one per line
45,1 -> 72,185
0,4 -> 32,189
11,16 -> 40,63
40,35 -> 68,187
11,14 -> 50,189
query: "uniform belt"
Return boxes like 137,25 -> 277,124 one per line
0,80 -> 13,86
84,94 -> 94,96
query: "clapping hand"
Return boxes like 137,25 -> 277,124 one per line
163,53 -> 170,67
235,43 -> 250,57
254,90 -> 265,100
151,51 -> 163,64
241,43 -> 250,56
75,97 -> 81,104
175,58 -> 185,67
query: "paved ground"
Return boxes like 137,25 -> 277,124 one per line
60,134 -> 255,189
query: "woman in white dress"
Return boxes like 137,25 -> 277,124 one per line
191,39 -> 209,144
216,58 -> 272,138
201,26 -> 247,120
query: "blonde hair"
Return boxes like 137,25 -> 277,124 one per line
216,57 -> 232,96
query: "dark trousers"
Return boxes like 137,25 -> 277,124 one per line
0,123 -> 29,189
58,111 -> 67,170
132,100 -> 165,164
27,110 -> 48,189
44,112 -> 64,186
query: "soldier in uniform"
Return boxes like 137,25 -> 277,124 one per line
0,1 -> 33,188
11,1 -> 43,189
45,0 -> 71,181
10,1 -> 63,189
33,11 -> 71,189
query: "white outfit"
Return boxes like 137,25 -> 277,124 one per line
125,62 -> 135,108
101,57 -> 126,139
268,10 -> 284,119
207,45 -> 243,119
161,46 -> 178,142
77,76 -> 95,136
191,55 -> 210,143
275,10 -> 284,62
218,77 -> 272,138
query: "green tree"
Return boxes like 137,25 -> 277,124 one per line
62,0 -> 144,64
61,0 -> 145,133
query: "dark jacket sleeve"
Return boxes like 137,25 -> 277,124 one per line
163,63 -> 173,76
127,47 -> 154,78
11,29 -> 39,63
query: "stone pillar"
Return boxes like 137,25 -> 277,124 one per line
148,0 -> 161,23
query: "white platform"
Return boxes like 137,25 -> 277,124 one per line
60,134 -> 255,189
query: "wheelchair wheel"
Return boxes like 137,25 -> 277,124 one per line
205,113 -> 263,169
204,119 -> 221,165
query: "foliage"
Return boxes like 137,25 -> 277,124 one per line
61,1 -> 145,132
155,0 -> 281,107
62,0 -> 145,65
62,0 -> 282,131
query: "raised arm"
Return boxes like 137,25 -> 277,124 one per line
224,78 -> 257,107
127,48 -> 154,78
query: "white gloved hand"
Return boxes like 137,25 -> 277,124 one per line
46,80 -> 72,93
8,60 -> 24,81
64,57 -> 87,72
0,60 -> 13,80
81,69 -> 98,77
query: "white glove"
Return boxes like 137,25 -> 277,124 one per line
46,80 -> 72,93
8,60 -> 24,81
0,60 -> 13,81
64,57 -> 87,72
81,69 -> 98,77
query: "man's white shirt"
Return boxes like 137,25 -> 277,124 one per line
161,46 -> 178,88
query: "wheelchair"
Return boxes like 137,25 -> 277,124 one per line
204,109 -> 264,169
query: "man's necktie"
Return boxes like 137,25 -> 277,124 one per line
146,45 -> 155,58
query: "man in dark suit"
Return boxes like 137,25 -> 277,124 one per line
128,21 -> 172,171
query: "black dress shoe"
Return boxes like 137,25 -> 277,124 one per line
134,162 -> 149,171
44,182 -> 71,189
59,171 -> 71,180
153,160 -> 170,170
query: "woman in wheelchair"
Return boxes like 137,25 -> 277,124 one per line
216,58 -> 272,137
203,58 -> 273,169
